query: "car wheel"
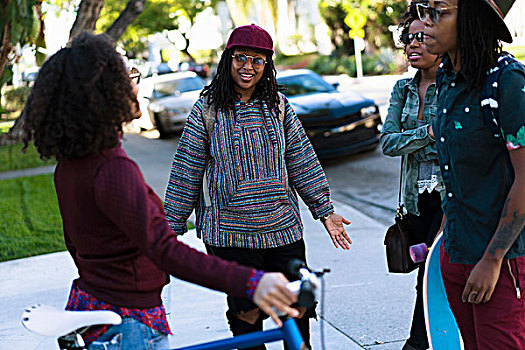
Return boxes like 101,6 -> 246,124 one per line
154,113 -> 169,139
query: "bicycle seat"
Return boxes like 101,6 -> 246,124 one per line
21,304 -> 122,337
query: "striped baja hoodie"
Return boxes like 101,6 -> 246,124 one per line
164,95 -> 334,249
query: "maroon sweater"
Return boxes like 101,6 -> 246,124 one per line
54,145 -> 253,308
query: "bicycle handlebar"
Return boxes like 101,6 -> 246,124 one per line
285,259 -> 328,308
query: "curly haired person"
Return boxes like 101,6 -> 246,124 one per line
20,31 -> 299,350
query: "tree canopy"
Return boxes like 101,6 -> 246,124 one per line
319,0 -> 407,55
96,0 -> 218,59
0,0 -> 46,89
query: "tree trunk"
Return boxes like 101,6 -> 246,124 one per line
181,36 -> 196,62
105,0 -> 145,41
0,110 -> 25,146
0,22 -> 12,81
69,0 -> 104,39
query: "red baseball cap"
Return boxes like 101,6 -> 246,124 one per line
226,24 -> 274,54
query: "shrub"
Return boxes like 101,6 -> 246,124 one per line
275,53 -> 318,70
308,48 -> 406,76
1,86 -> 31,115
308,55 -> 356,75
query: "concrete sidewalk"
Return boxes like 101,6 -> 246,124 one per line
0,134 -> 417,349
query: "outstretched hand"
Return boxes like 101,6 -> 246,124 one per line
323,213 -> 352,250
252,273 -> 299,326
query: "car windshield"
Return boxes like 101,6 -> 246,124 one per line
278,73 -> 335,97
153,77 -> 205,99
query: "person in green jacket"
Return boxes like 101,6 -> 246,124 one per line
381,4 -> 443,350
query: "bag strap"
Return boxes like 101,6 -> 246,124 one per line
201,94 -> 215,207
277,92 -> 286,123
397,156 -> 404,208
438,53 -> 520,149
202,94 -> 216,143
396,83 -> 409,218
480,52 -> 518,148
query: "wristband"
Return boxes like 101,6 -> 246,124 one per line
320,212 -> 333,223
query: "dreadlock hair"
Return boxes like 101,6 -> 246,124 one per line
457,0 -> 502,91
201,47 -> 281,113
21,31 -> 138,161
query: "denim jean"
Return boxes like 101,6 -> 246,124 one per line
88,317 -> 169,350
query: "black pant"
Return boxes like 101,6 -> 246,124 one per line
206,240 -> 313,350
405,191 -> 443,350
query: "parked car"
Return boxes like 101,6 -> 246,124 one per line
143,62 -> 177,77
138,71 -> 206,138
276,69 -> 382,160
179,61 -> 210,79
21,67 -> 39,86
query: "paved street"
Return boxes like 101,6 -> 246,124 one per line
325,148 -> 401,226
0,74 -> 421,349
0,132 -> 418,350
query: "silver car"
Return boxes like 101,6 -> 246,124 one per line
138,71 -> 206,138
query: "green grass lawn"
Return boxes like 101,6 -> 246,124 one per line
0,172 -> 195,262
0,173 -> 65,262
0,130 -> 193,262
0,142 -> 56,172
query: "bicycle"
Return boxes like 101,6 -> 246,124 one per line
22,260 -> 329,350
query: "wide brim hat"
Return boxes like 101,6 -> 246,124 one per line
226,24 -> 274,54
481,0 -> 515,43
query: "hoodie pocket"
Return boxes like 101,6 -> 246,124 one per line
226,124 -> 288,211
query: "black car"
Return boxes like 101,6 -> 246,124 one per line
277,69 -> 382,160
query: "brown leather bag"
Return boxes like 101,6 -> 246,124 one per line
384,156 -> 417,273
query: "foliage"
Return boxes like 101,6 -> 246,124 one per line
0,142 -> 56,172
364,0 -> 408,48
318,0 -> 354,56
0,170 -> 196,262
96,0 -> 218,58
0,0 -> 46,87
318,0 -> 407,56
0,173 -> 64,262
275,53 -> 318,69
308,54 -> 354,75
308,48 -> 404,76
506,46 -> 525,61
0,121 -> 15,133
1,85 -> 32,113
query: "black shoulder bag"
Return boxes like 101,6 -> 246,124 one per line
384,157 -> 417,273
383,84 -> 417,273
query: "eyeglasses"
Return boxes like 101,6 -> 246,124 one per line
231,54 -> 266,69
401,31 -> 424,45
129,67 -> 141,84
416,3 -> 458,23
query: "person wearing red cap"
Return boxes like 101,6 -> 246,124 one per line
164,24 -> 352,349
418,0 -> 525,348
19,31 -> 300,350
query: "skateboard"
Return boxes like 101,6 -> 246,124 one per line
423,232 -> 464,349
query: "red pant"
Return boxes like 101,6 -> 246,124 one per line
440,244 -> 525,349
